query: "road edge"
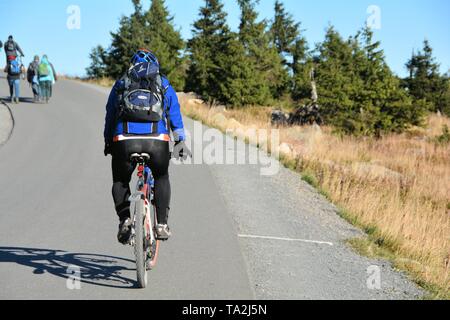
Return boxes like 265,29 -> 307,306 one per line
0,99 -> 15,147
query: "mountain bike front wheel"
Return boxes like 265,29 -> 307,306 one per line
133,199 -> 147,289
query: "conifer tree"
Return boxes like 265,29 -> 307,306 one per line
144,0 -> 186,90
105,1 -> 145,78
186,0 -> 232,104
315,26 -> 425,135
86,45 -> 107,79
271,0 -> 300,65
405,40 -> 447,113
315,26 -> 358,130
355,27 -> 424,134
237,0 -> 287,103
291,36 -> 311,101
271,0 -> 309,100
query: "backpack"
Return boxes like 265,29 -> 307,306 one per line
27,63 -> 36,83
9,60 -> 20,75
116,62 -> 166,124
6,41 -> 15,52
38,63 -> 50,77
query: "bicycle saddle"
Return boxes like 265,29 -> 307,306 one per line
130,153 -> 151,162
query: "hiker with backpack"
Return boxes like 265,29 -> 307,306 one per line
4,35 -> 24,65
37,55 -> 57,103
103,49 -> 191,244
3,56 -> 22,104
27,55 -> 41,102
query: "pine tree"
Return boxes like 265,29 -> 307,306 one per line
186,0 -> 232,104
405,40 -> 447,113
291,36 -> 311,101
237,0 -> 287,103
218,35 -> 254,106
105,1 -> 145,78
315,26 -> 359,132
270,0 -> 309,101
315,26 -> 424,135
86,45 -> 107,78
143,0 -> 186,90
271,0 -> 300,65
355,27 -> 424,135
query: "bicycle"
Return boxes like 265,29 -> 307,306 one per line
128,152 -> 160,288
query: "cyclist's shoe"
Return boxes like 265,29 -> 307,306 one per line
156,224 -> 171,241
117,218 -> 132,245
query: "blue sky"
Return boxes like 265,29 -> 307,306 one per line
1,0 -> 449,77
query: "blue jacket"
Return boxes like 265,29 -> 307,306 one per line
104,76 -> 186,144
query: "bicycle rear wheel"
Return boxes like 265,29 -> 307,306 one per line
133,199 -> 147,288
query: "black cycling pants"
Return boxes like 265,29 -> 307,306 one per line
111,139 -> 171,224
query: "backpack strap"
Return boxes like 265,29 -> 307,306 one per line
159,75 -> 171,131
114,75 -> 129,132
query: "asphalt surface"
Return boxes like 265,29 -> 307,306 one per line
0,75 -> 424,300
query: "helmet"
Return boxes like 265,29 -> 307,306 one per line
131,49 -> 159,66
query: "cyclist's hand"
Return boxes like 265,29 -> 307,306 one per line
104,143 -> 112,157
173,141 -> 191,161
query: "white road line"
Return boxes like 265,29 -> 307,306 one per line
238,234 -> 334,246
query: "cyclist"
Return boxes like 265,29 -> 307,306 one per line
104,49 -> 191,244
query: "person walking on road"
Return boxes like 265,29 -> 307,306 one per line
3,56 -> 21,104
4,35 -> 24,65
27,55 -> 41,102
37,55 -> 57,103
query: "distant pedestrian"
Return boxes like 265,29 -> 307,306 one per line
27,55 -> 41,102
3,56 -> 21,104
4,35 -> 24,65
37,55 -> 57,103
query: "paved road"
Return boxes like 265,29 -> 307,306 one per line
0,76 -> 423,300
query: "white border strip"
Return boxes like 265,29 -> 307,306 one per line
238,234 -> 333,246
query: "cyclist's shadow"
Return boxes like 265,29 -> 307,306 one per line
0,247 -> 137,289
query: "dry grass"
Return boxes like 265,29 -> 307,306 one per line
179,94 -> 450,298
82,77 -> 115,88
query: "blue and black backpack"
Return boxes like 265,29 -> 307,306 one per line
116,62 -> 166,124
